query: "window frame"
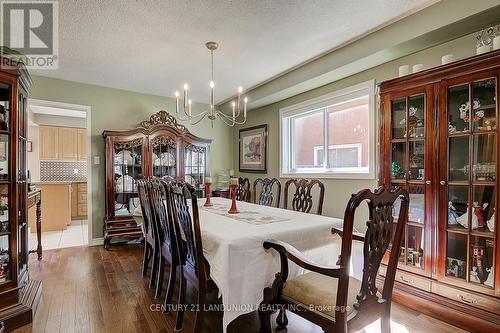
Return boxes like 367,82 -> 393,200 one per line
279,80 -> 376,179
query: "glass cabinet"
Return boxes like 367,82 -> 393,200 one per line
102,111 -> 211,249
112,137 -> 145,217
385,88 -> 432,274
0,57 -> 41,331
442,76 -> 497,290
380,52 -> 500,333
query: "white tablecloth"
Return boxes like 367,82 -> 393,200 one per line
197,198 -> 364,332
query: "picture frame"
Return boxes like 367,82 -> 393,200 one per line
239,124 -> 268,173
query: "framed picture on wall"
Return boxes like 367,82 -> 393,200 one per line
239,124 -> 268,173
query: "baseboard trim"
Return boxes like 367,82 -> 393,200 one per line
89,237 -> 104,246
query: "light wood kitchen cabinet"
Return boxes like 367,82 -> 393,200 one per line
39,125 -> 59,159
39,126 -> 86,161
77,128 -> 86,161
58,127 -> 78,160
71,182 -> 87,220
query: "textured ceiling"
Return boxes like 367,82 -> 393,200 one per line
32,0 -> 435,103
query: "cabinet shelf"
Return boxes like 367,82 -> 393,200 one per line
0,231 -> 10,236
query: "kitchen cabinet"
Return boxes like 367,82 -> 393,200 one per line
39,126 -> 86,161
39,125 -> 59,159
71,182 -> 87,220
77,128 -> 86,161
58,127 -> 78,160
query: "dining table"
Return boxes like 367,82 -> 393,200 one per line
192,197 -> 364,332
134,196 -> 365,332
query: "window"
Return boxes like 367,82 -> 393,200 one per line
280,80 -> 375,179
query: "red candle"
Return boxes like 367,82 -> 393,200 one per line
204,178 -> 213,207
228,183 -> 239,214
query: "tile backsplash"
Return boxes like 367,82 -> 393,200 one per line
40,161 -> 87,181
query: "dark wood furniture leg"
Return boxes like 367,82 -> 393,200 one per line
28,189 -> 42,260
35,198 -> 42,260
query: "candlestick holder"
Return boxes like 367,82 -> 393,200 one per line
228,183 -> 239,214
204,181 -> 213,207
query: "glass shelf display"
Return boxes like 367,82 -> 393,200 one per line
388,93 -> 428,271
0,83 -> 10,132
151,136 -> 176,178
113,139 -> 143,216
184,144 -> 206,193
445,77 -> 497,289
0,234 -> 9,283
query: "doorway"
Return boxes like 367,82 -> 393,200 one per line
27,99 -> 92,249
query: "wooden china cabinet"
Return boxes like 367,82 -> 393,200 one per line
0,57 -> 41,331
379,50 -> 500,332
102,111 -> 211,248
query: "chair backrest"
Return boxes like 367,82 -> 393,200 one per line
148,179 -> 178,254
253,178 -> 281,208
137,179 -> 153,236
284,179 -> 325,215
236,177 -> 251,202
336,186 -> 409,323
166,182 -> 207,281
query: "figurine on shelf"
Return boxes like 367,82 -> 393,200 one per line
484,267 -> 494,288
448,201 -> 459,225
0,265 -> 7,282
472,202 -> 487,229
0,105 -> 7,131
448,124 -> 457,134
470,267 -> 481,283
447,259 -> 460,277
391,162 -> 404,179
487,209 -> 495,232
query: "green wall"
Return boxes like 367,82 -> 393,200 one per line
233,32 -> 479,231
30,76 -> 233,239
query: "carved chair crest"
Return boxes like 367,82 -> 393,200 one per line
253,178 -> 281,208
284,179 -> 325,215
236,177 -> 251,202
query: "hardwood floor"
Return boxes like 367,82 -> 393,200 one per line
13,245 -> 468,333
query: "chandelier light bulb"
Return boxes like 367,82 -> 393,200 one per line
210,81 -> 215,88
188,99 -> 192,105
244,97 -> 248,103
175,91 -> 179,97
184,83 -> 189,91
238,86 -> 243,93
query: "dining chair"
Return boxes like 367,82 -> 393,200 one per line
166,182 -> 218,332
253,177 -> 281,208
137,180 -> 156,286
236,177 -> 251,202
148,179 -> 181,307
259,186 -> 409,333
284,178 -> 325,215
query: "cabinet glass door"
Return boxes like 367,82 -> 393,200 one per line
113,138 -> 143,216
0,82 -> 11,285
389,93 -> 427,270
444,78 -> 496,289
151,136 -> 176,178
184,144 -> 206,196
